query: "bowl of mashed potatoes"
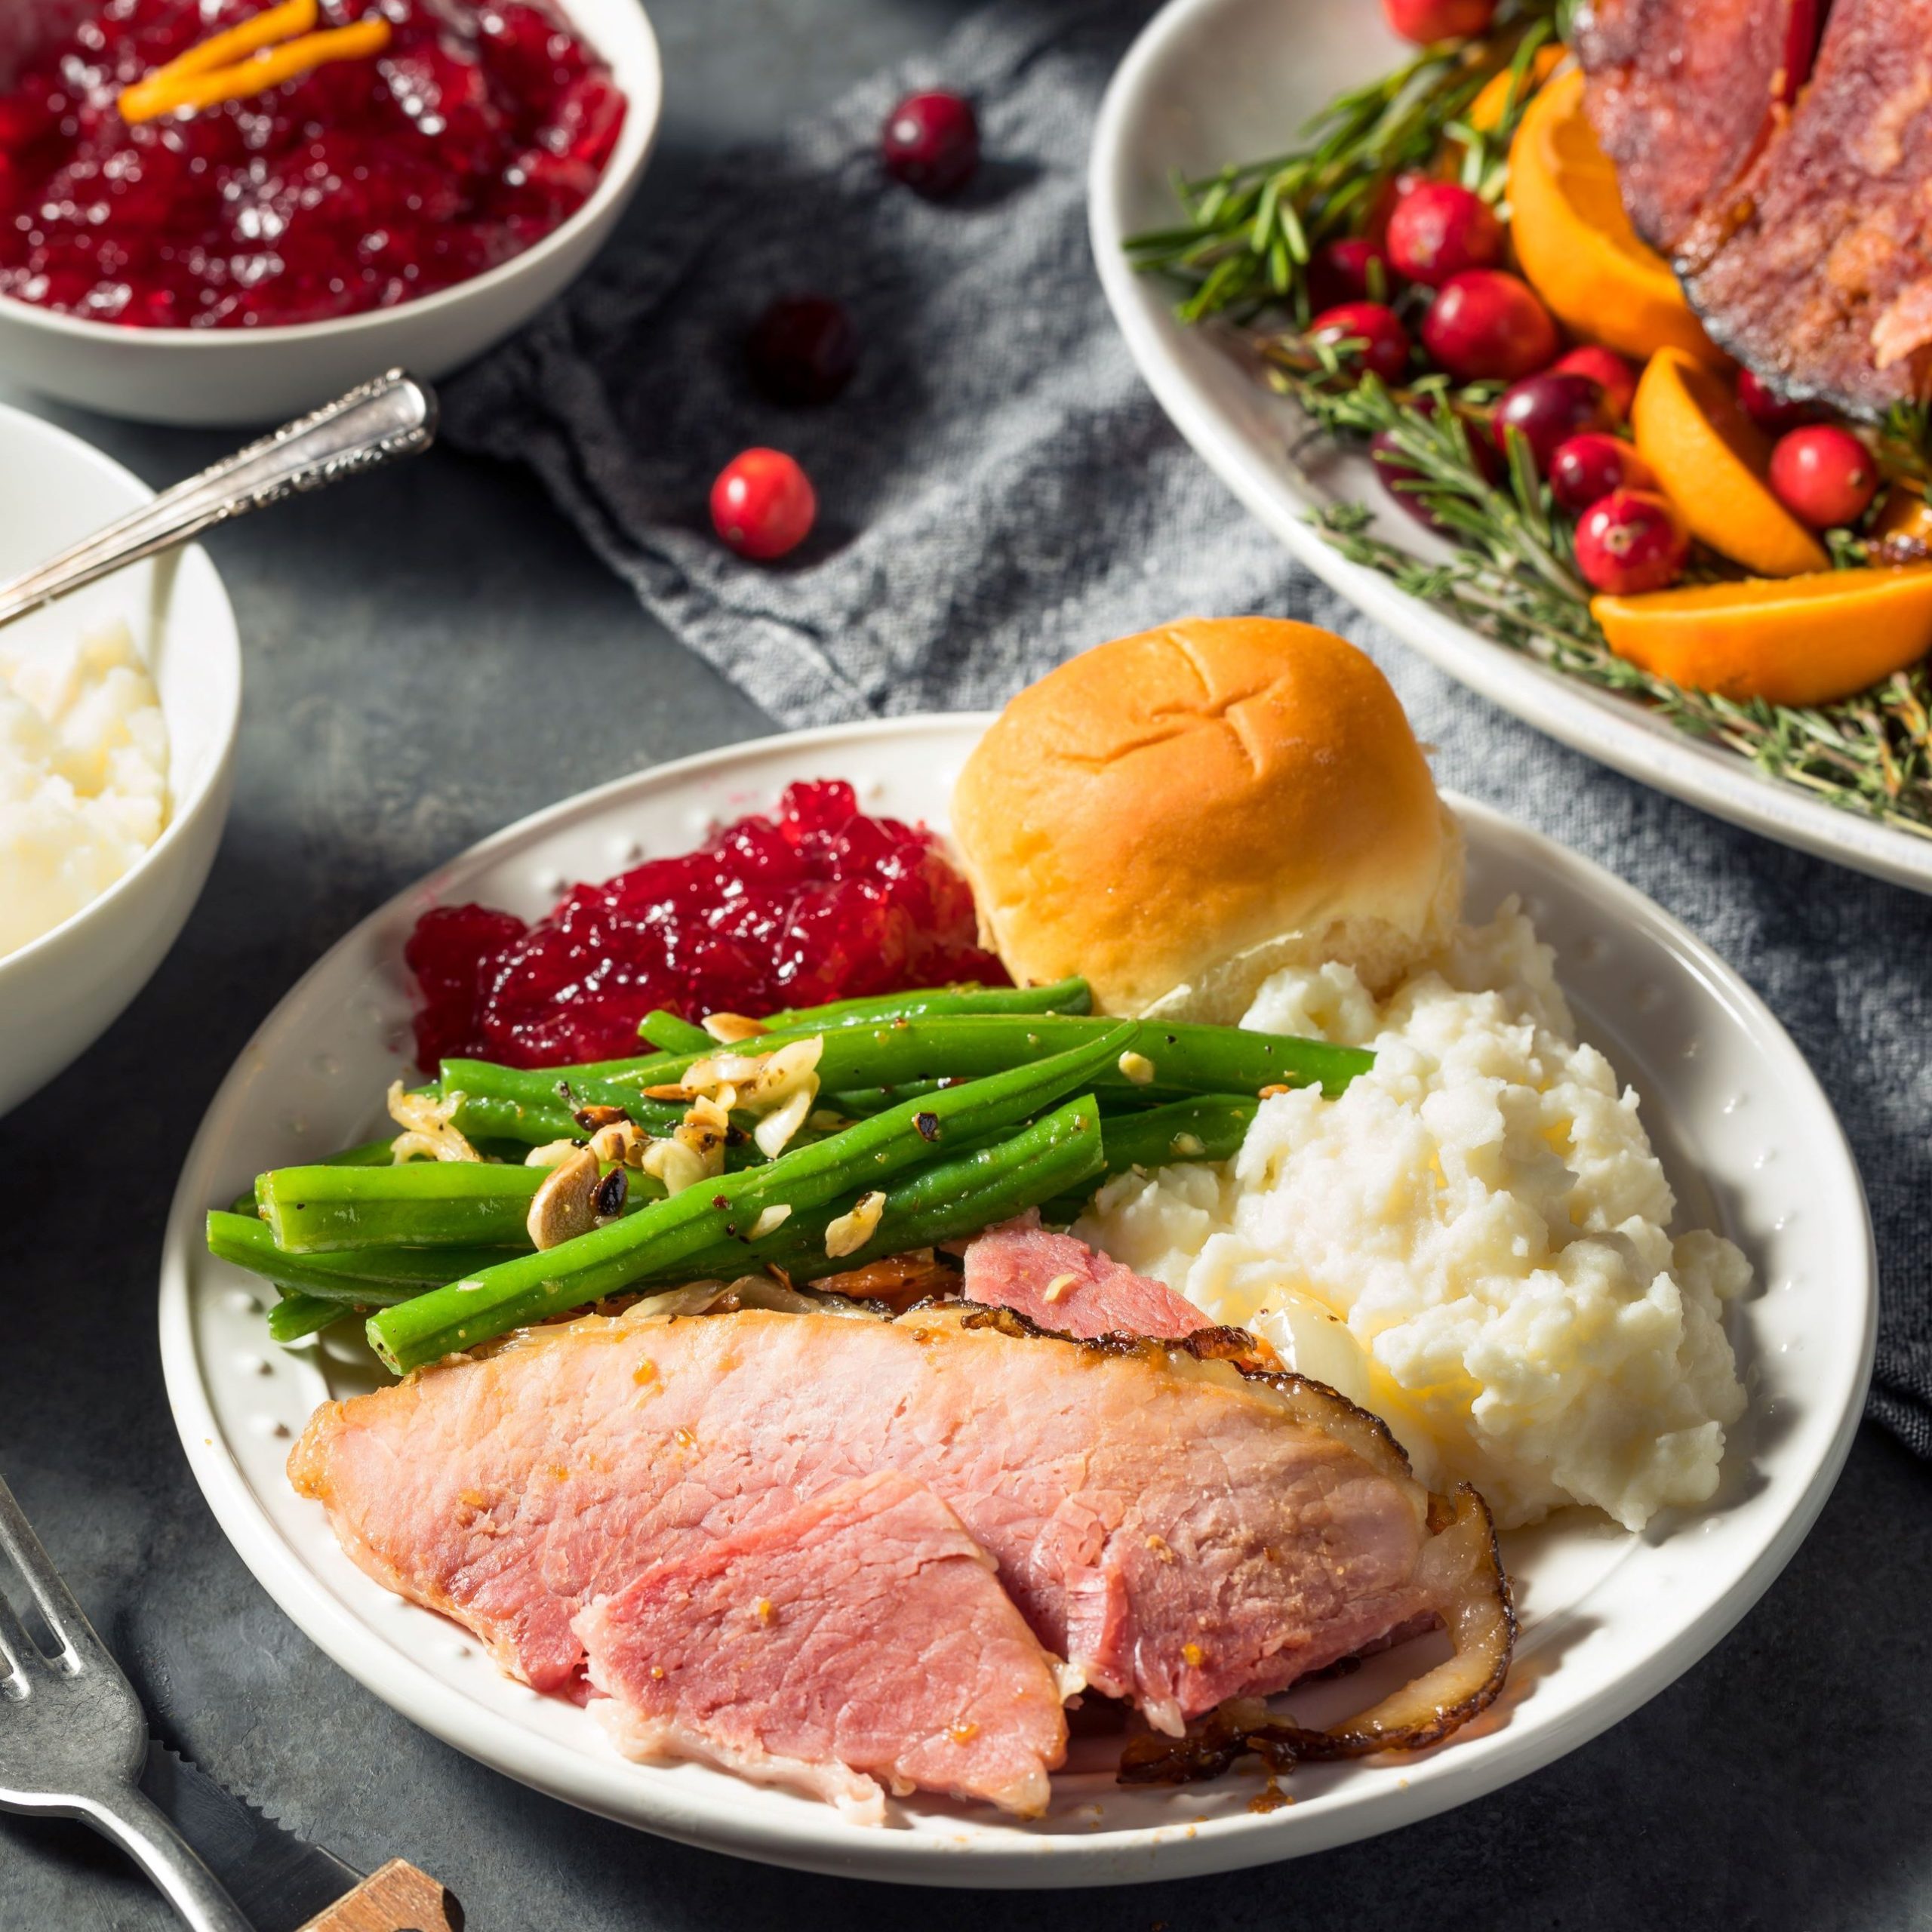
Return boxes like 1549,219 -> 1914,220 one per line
0,405 -> 239,1116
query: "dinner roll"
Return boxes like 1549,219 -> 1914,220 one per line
951,617 -> 1462,1020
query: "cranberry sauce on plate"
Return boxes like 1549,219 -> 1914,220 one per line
0,0 -> 625,328
407,780 -> 1011,1070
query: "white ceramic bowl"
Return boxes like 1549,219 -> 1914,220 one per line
0,1 -> 663,428
1088,0 -> 1932,895
0,404 -> 241,1116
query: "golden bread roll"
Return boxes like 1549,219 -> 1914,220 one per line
951,616 -> 1462,1020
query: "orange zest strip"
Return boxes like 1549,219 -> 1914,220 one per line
158,0 -> 320,85
118,17 -> 390,123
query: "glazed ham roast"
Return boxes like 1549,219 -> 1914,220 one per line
291,1301 -> 1512,1815
1577,0 -> 1932,414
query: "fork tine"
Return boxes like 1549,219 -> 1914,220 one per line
0,1475 -> 111,1671
0,1579 -> 29,1681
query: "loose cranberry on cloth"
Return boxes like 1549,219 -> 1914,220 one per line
433,0 -> 1932,1460
0,0 -> 623,329
405,779 -> 1005,1069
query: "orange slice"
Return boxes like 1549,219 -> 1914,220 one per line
1593,565 -> 1932,706
1466,44 -> 1565,135
1631,347 -> 1830,578
1507,69 -> 1723,367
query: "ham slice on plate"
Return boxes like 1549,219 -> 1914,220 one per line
961,1213 -> 1211,1340
291,1303 -> 1510,1770
574,1470 -> 1067,1821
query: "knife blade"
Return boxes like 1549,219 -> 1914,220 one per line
137,1742 -> 460,1932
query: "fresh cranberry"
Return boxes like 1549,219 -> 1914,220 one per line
746,295 -> 859,405
712,449 -> 817,561
881,90 -> 980,198
1384,181 -> 1504,288
406,780 -> 1009,1069
1737,368 -> 1829,435
1554,346 -> 1639,423
1310,300 -> 1411,383
1549,433 -> 1657,513
1306,237 -> 1391,310
1420,271 -> 1558,382
1382,0 -> 1497,38
1768,424 -> 1878,528
1574,489 -> 1690,594
1491,371 -> 1614,472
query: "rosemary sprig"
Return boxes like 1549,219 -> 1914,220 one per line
1284,372 -> 1932,835
1125,1 -> 1560,330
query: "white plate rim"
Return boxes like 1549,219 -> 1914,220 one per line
1086,0 -> 1932,898
157,714 -> 1876,1887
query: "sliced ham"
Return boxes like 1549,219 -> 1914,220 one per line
290,1305 -> 1508,1768
961,1214 -> 1211,1340
574,1470 -> 1066,1822
1578,0 -> 1932,413
1575,0 -> 1810,256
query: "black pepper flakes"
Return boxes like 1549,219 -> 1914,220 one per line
914,1111 -> 941,1142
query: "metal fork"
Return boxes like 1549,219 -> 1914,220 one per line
0,1475 -> 253,1931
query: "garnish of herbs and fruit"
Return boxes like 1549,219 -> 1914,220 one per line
1126,0 -> 1932,838
214,617 -> 1753,1823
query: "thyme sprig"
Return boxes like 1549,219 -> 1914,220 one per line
1278,371 -> 1932,835
1124,1 -> 1560,330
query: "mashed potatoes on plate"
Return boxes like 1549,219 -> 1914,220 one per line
1077,900 -> 1749,1532
0,620 -> 170,959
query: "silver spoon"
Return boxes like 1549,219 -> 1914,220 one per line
0,368 -> 437,628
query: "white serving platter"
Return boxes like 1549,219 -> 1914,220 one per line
159,716 -> 1872,1886
1088,0 -> 1932,896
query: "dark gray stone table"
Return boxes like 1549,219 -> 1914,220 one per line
5,2 -> 1931,1926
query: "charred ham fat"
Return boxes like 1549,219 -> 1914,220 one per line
1577,0 -> 1932,414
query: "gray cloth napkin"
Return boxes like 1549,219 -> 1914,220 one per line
444,0 -> 1932,1457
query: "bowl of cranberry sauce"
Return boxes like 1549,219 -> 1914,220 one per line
0,0 -> 661,426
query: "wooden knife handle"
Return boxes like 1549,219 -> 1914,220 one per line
297,1859 -> 462,1932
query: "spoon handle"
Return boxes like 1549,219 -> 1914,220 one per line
0,368 -> 437,628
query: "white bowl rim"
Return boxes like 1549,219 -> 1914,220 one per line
0,401 -> 241,974
0,0 -> 663,350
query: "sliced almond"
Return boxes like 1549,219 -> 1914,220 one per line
824,1189 -> 886,1259
528,1146 -> 604,1250
702,1013 -> 768,1044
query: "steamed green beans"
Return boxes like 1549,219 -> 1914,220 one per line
639,1010 -> 715,1054
268,1291 -> 349,1343
443,1014 -> 1370,1137
370,1024 -> 1135,1374
757,977 -> 1092,1031
669,1094 -> 1103,1284
207,1211 -> 513,1303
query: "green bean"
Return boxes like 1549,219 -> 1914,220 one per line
717,1094 -> 1104,1284
452,1014 -> 1369,1119
756,977 -> 1093,1031
369,1023 -> 1135,1374
1097,1095 -> 1258,1174
259,1162 -> 555,1254
267,1291 -> 348,1343
207,1211 -> 512,1303
1035,1097 -> 1259,1220
639,1009 -> 715,1054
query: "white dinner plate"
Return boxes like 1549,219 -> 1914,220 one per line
1088,0 -> 1932,897
160,716 -> 1873,1887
